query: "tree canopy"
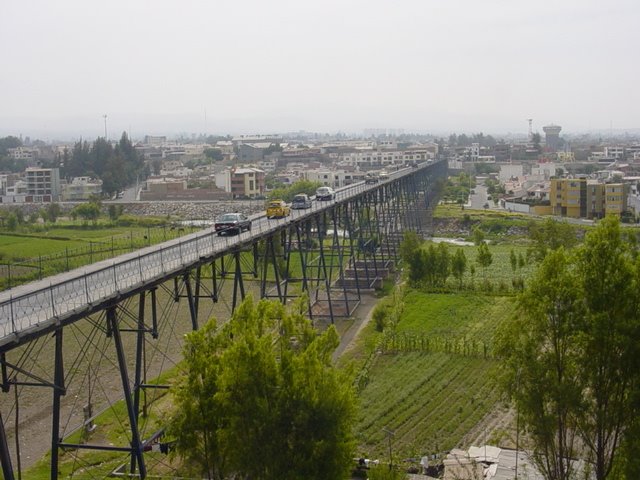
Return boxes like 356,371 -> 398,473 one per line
528,218 -> 578,262
63,132 -> 144,195
267,179 -> 323,202
498,216 -> 640,480
168,296 -> 357,480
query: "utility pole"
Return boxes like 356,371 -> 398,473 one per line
382,427 -> 395,471
515,368 -> 521,479
103,114 -> 108,140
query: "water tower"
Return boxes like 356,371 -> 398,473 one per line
543,124 -> 562,151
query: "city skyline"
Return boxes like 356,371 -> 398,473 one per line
1,0 -> 638,139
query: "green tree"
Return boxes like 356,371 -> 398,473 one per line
499,216 -> 640,480
5,213 -> 17,231
204,148 -> 223,161
476,242 -> 492,277
518,252 -> 526,269
268,179 -> 323,202
472,226 -> 485,246
510,248 -> 517,273
64,133 -> 143,195
451,248 -> 467,288
13,208 -> 24,225
44,203 -> 61,223
169,297 -> 356,480
408,249 -> 427,287
434,242 -> 450,286
528,218 -> 577,262
72,202 -> 100,225
0,136 -> 22,156
497,249 -> 583,480
532,132 -> 542,152
399,231 -> 422,266
108,204 -> 123,222
574,216 -> 640,480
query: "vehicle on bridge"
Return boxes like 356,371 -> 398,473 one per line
215,212 -> 252,235
266,199 -> 291,218
379,170 -> 389,180
364,173 -> 379,184
315,186 -> 336,201
292,193 -> 312,209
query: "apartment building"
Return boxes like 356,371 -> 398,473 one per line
604,146 -> 625,159
25,167 -> 61,202
604,183 -> 627,215
238,143 -> 272,163
339,148 -> 433,168
551,178 -> 586,218
216,167 -> 265,198
7,147 -> 39,160
551,178 -> 627,219
144,135 -> 167,145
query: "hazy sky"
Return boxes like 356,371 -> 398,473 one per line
1,0 -> 638,139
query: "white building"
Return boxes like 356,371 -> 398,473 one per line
530,162 -> 558,180
0,180 -> 28,204
215,167 -> 265,198
259,157 -> 277,172
303,168 -> 359,188
62,177 -> 103,201
604,146 -> 625,159
160,166 -> 193,178
338,149 -> 433,168
498,164 -> 524,182
470,143 -> 481,161
8,147 -> 39,160
215,141 -> 234,155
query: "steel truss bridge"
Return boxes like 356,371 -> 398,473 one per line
0,160 -> 446,479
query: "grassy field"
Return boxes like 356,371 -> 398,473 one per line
354,291 -> 516,462
434,204 -> 531,222
0,223 -> 203,289
0,234 -> 86,259
0,224 -> 192,260
446,243 -> 535,287
397,292 -> 514,345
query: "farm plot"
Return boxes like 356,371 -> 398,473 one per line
356,352 -> 502,459
398,292 -> 515,346
355,290 -> 515,461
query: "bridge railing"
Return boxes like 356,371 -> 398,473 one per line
0,161 -> 440,343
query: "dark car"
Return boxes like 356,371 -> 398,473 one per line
364,172 -> 379,184
214,213 -> 252,235
315,186 -> 335,201
292,193 -> 312,209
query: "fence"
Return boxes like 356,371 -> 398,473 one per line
0,224 -> 201,290
380,331 -> 492,359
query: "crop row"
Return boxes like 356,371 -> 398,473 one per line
356,352 -> 501,459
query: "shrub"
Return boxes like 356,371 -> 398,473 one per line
373,304 -> 389,332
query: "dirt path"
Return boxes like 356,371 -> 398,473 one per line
333,292 -> 379,362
